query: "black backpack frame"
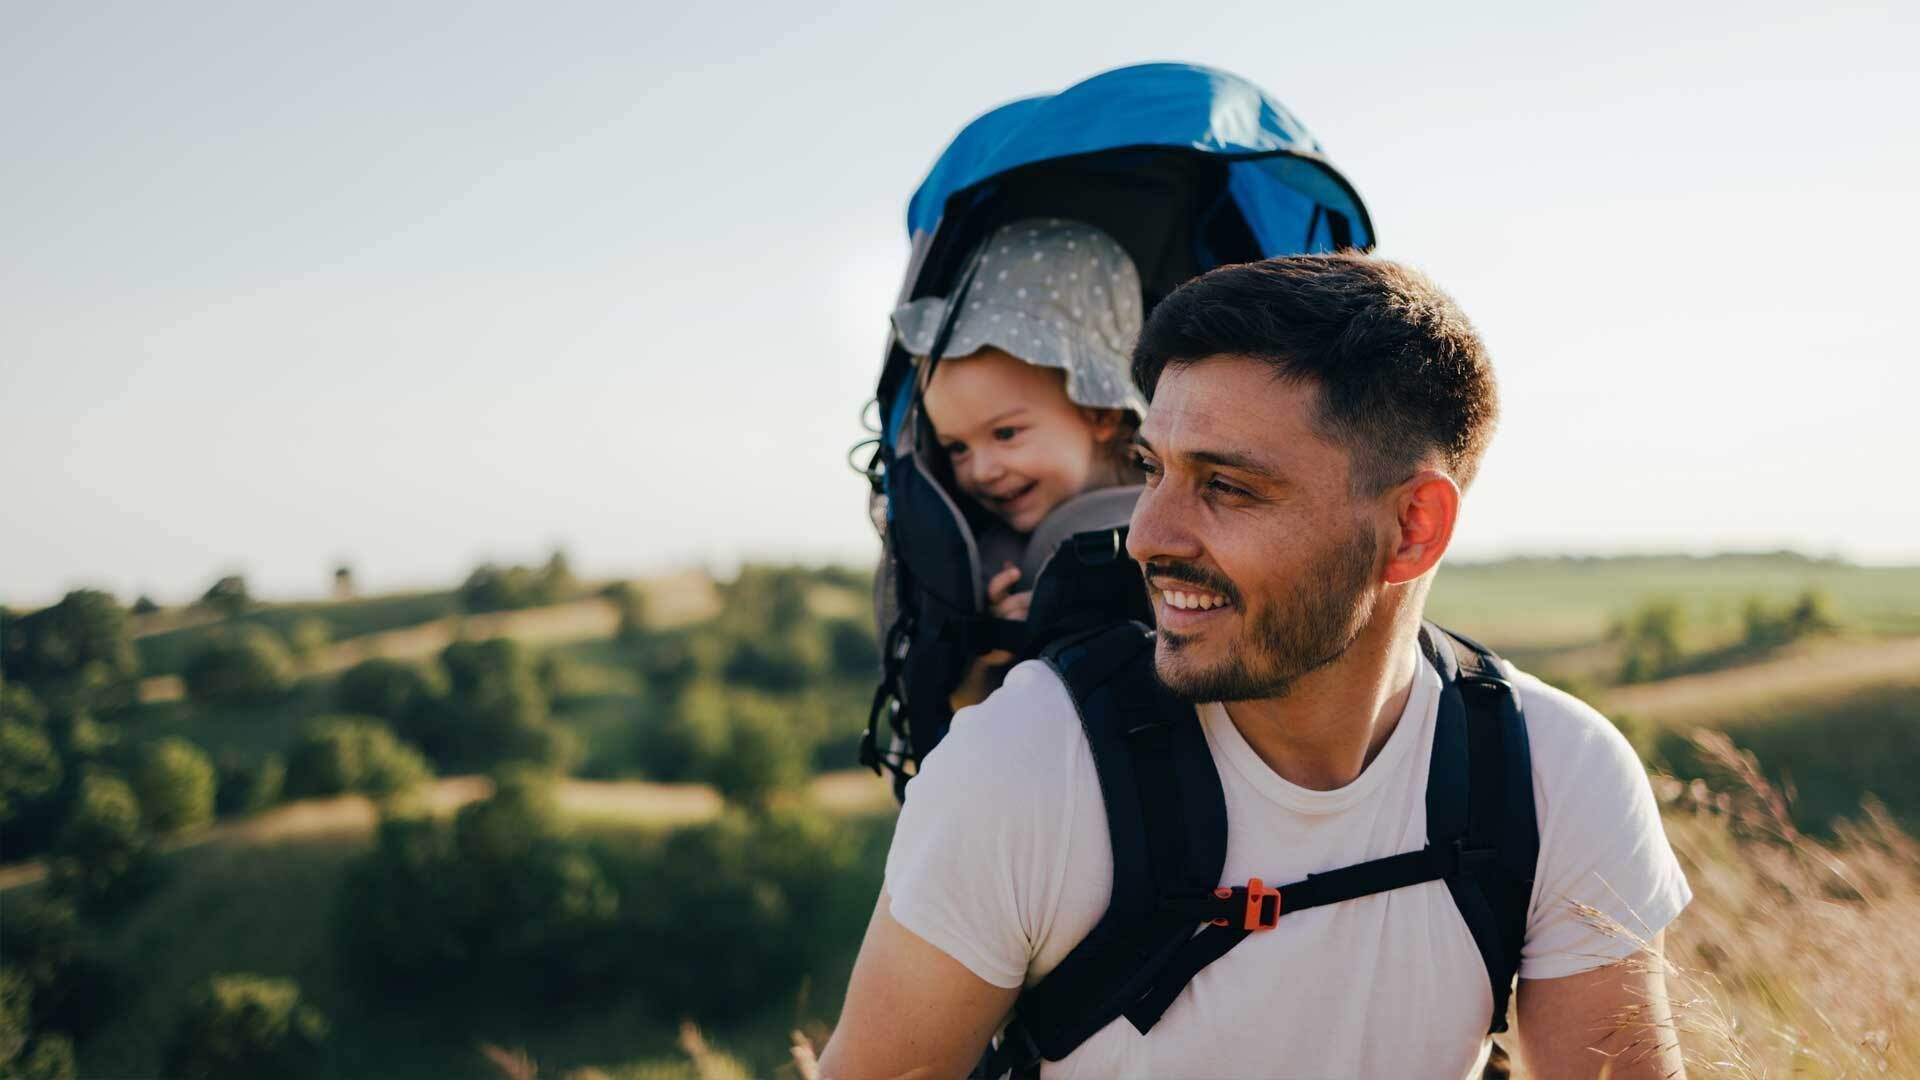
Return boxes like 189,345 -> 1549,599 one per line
973,620 -> 1540,1078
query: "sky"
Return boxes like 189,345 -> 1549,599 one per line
4,0 -> 1916,605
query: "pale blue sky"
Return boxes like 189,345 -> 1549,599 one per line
4,0 -> 1915,604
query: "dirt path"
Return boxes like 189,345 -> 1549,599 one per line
0,769 -> 892,892
137,571 -> 722,704
1602,635 -> 1920,722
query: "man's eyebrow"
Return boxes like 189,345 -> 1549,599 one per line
1132,436 -> 1284,483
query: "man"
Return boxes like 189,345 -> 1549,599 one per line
821,255 -> 1691,1079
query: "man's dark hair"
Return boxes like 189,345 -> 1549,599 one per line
1132,253 -> 1498,494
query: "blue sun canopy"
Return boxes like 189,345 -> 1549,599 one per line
906,62 -> 1374,256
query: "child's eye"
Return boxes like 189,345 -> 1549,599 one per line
992,426 -> 1021,442
944,441 -> 968,458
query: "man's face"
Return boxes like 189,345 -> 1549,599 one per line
1126,356 -> 1385,702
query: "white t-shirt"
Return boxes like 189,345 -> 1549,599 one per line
884,647 -> 1693,1079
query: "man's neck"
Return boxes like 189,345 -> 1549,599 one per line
1220,603 -> 1424,792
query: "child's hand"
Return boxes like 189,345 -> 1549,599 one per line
951,563 -> 1027,712
986,562 -> 1031,625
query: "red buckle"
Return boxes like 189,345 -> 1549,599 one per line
1208,879 -> 1283,931
1243,878 -> 1281,931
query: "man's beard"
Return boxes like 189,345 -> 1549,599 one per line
1150,524 -> 1380,703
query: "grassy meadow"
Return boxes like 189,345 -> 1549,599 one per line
2,551 -> 1917,1078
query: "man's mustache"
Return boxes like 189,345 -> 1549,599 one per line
1141,560 -> 1241,607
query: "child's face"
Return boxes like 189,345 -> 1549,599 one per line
924,348 -> 1119,534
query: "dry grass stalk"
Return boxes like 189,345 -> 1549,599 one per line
1570,730 -> 1920,1079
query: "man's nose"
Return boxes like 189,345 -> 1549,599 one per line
1127,479 -> 1202,567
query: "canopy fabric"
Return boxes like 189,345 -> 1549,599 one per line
905,63 -> 1374,255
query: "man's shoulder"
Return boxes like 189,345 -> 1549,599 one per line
1502,663 -> 1641,773
910,659 -> 1093,797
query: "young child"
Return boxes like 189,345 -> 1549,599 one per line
890,219 -> 1147,708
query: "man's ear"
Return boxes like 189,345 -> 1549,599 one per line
1383,470 -> 1460,585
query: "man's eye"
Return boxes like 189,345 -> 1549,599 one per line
1133,454 -> 1160,477
1207,477 -> 1246,498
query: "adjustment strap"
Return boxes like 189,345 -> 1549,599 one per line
1129,841 -> 1494,1034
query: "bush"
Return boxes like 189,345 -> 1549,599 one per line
826,617 -> 880,682
182,627 -> 296,705
0,898 -> 117,1043
49,773 -> 150,915
334,774 -> 618,1001
605,581 -> 651,644
458,551 -> 579,615
429,639 -> 565,770
721,626 -> 827,693
8,1033 -> 75,1080
282,718 -> 431,800
0,590 -> 139,711
130,595 -> 161,616
131,736 -> 216,834
704,695 -> 808,811
286,619 -> 331,671
1613,597 -> 1685,684
214,752 -> 284,817
333,658 -> 440,728
164,974 -> 327,1080
1741,587 -> 1840,650
198,575 -> 252,619
0,721 -> 62,828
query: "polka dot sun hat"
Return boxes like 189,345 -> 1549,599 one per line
890,218 -> 1148,418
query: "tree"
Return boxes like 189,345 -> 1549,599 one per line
282,718 -> 430,800
214,752 -> 284,817
703,694 -> 807,812
131,736 -> 216,834
537,549 -> 579,604
0,590 -> 139,711
286,620 -> 331,672
129,595 -> 161,616
433,639 -> 563,770
0,721 -> 62,828
182,627 -> 296,704
1613,598 -> 1685,684
49,773 -> 150,914
331,564 -> 355,600
334,658 -> 440,729
199,575 -> 252,619
0,896 -> 119,1044
164,974 -> 327,1080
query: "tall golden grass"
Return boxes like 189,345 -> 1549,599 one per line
1579,731 -> 1920,1079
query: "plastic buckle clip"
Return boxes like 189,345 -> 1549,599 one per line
1208,879 -> 1282,931
1243,878 -> 1282,931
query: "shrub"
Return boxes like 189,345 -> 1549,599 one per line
198,575 -> 252,619
334,774 -> 618,1001
1741,587 -> 1840,650
131,736 -> 216,834
0,590 -> 139,711
431,639 -> 563,770
605,581 -> 651,643
703,694 -> 808,811
9,1033 -> 75,1080
720,626 -> 827,693
182,627 -> 296,704
0,897 -> 117,1042
164,974 -> 327,1080
282,718 -> 431,800
286,619 -> 331,671
0,721 -> 62,828
214,752 -> 284,817
130,595 -> 161,616
826,616 -> 880,682
333,658 -> 440,728
1613,597 -> 1685,684
49,773 -> 150,915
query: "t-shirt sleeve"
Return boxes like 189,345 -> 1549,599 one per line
1514,672 -> 1694,981
883,661 -> 1087,989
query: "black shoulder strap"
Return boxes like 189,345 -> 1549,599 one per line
1422,622 -> 1540,1033
983,624 -> 1539,1076
978,623 -> 1224,1079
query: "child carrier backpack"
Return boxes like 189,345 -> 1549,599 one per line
856,63 -> 1379,800
974,621 -> 1540,1079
